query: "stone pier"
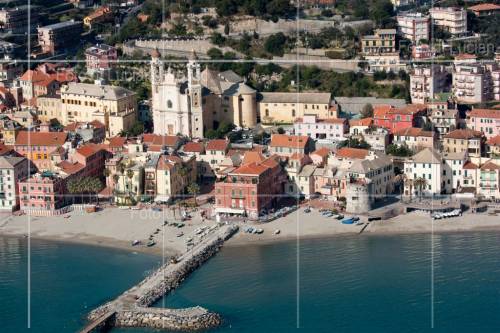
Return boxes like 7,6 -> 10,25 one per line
82,224 -> 238,332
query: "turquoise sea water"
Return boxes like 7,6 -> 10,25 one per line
3,232 -> 500,332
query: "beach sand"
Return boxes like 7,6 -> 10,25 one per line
1,206 -> 499,254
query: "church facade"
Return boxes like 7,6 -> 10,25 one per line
151,50 -> 257,138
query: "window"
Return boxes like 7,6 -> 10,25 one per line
167,100 -> 173,108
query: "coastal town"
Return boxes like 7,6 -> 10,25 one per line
0,0 -> 499,252
0,0 -> 500,332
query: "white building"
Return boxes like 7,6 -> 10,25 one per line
404,148 -> 449,196
151,50 -> 203,138
0,156 -> 31,211
410,65 -> 448,104
294,115 -> 348,142
396,12 -> 430,43
443,151 -> 468,193
429,7 -> 468,37
453,64 -> 493,104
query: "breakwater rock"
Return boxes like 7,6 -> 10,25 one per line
84,225 -> 238,332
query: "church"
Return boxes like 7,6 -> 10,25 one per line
151,50 -> 258,138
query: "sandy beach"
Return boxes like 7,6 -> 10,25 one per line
1,206 -> 500,254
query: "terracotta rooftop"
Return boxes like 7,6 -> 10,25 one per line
349,118 -> 373,127
468,108 -> 500,119
311,147 -> 331,158
76,144 -> 102,158
336,147 -> 369,159
463,161 -> 478,170
143,134 -> 180,147
394,127 -> 434,137
444,129 -> 483,140
206,139 -> 229,151
15,131 -> 67,146
480,160 -> 500,170
182,142 -> 204,153
108,136 -> 127,148
242,151 -> 265,165
487,135 -> 500,146
270,134 -> 309,149
57,160 -> 85,175
469,3 -> 500,12
231,162 -> 268,176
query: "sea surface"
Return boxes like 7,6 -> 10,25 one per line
3,232 -> 500,332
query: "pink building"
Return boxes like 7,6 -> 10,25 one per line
294,115 -> 348,141
85,44 -> 118,76
467,109 -> 500,139
18,173 -> 67,214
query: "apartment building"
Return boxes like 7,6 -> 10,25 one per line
453,64 -> 492,104
393,127 -> 436,152
361,29 -> 397,55
14,131 -> 68,171
467,109 -> 500,139
257,92 -> 334,124
37,21 -> 83,55
478,161 -> 500,199
18,172 -> 68,215
0,5 -> 39,34
412,44 -> 434,60
155,154 -> 197,203
410,65 -> 448,104
83,6 -> 113,28
396,12 -> 430,43
468,3 -> 500,17
428,103 -> 459,139
60,82 -> 137,137
293,115 -> 348,141
85,44 -> 118,76
429,7 -> 468,36
403,148 -> 448,196
0,156 -> 31,211
214,153 -> 286,219
269,134 -> 313,157
373,104 -> 427,133
443,129 -> 484,158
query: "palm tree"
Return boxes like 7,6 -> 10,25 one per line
126,169 -> 135,204
66,178 -> 81,204
414,177 -> 428,202
187,183 -> 200,207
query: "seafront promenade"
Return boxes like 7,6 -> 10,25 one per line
81,224 -> 239,332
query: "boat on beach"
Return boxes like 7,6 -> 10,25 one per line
341,218 -> 355,225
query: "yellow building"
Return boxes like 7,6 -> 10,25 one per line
257,92 -> 334,124
443,129 -> 484,158
60,82 -> 137,137
36,95 -> 62,122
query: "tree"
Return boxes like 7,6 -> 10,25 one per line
277,127 -> 285,134
224,22 -> 230,35
187,183 -> 200,206
414,177 -> 427,202
264,33 -> 287,56
210,32 -> 226,46
360,104 -> 373,118
338,138 -> 371,149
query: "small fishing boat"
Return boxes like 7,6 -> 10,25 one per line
341,218 -> 355,225
146,240 -> 156,247
255,228 -> 264,234
176,232 -> 184,237
274,229 -> 281,235
132,240 -> 141,246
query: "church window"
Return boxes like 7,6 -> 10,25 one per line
167,100 -> 173,108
